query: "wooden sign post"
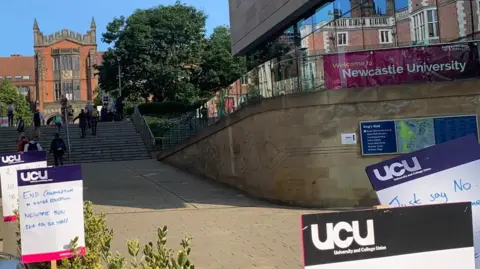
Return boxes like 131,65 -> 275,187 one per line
50,260 -> 57,269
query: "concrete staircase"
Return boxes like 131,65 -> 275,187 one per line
0,121 -> 151,165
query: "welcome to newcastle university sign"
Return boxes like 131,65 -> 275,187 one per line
323,42 -> 480,89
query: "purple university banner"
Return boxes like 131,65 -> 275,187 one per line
324,42 -> 480,89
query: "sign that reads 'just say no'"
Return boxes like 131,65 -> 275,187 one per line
365,134 -> 480,268
0,151 -> 47,222
17,165 -> 85,264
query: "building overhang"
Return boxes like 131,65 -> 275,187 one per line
230,0 -> 329,56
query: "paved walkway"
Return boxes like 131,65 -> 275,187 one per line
0,159 -> 330,268
84,160 -> 329,269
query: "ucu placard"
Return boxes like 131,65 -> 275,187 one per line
365,135 -> 480,191
0,152 -> 47,168
372,157 -> 422,181
1,154 -> 22,164
311,220 -> 375,250
19,170 -> 49,182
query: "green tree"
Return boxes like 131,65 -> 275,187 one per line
92,86 -> 103,107
193,26 -> 246,97
0,80 -> 33,125
97,1 -> 207,103
246,40 -> 293,70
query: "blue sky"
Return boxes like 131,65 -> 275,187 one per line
0,0 -> 229,56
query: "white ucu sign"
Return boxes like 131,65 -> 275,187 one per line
311,220 -> 375,250
373,157 -> 422,181
20,170 -> 48,182
1,155 -> 21,164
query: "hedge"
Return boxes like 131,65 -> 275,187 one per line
137,100 -> 205,116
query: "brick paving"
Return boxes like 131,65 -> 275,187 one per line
82,159 -> 329,269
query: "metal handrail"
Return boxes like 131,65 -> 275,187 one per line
63,109 -> 72,164
132,105 -> 156,150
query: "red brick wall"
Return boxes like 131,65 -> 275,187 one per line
396,20 -> 411,44
35,40 -> 96,110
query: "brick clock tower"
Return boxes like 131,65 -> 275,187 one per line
33,18 -> 100,119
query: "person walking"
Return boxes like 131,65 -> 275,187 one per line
200,105 -> 208,126
24,136 -> 42,152
91,106 -> 98,136
16,116 -> 25,137
6,103 -> 14,127
79,109 -> 87,138
49,133 -> 66,166
32,109 -> 42,138
115,96 -> 124,121
54,114 -> 63,134
17,136 -> 29,152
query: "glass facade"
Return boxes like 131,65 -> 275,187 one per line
238,0 -> 480,98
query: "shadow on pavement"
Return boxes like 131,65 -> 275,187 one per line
81,159 -> 278,213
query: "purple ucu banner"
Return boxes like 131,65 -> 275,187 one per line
365,135 -> 480,191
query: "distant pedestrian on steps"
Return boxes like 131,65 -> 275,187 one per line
24,136 -> 42,152
17,136 -> 29,152
79,109 -> 87,138
50,133 -> 66,166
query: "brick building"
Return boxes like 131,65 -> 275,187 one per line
0,18 -> 103,122
303,0 -> 478,52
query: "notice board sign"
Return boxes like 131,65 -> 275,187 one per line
17,165 -> 85,263
359,114 -> 478,155
0,151 -> 47,221
365,134 -> 480,267
301,203 -> 475,269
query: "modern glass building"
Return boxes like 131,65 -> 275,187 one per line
227,0 -> 480,104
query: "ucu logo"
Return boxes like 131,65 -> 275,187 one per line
311,220 -> 375,250
1,155 -> 21,164
20,170 -> 48,182
372,157 -> 422,181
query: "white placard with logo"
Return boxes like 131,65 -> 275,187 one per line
17,165 -> 85,264
365,135 -> 480,268
0,151 -> 47,222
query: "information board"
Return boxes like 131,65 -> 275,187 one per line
359,114 -> 478,155
301,203 -> 475,269
365,135 -> 480,268
17,165 -> 85,264
0,151 -> 47,221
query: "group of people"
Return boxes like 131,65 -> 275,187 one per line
78,102 -> 99,138
17,133 -> 67,166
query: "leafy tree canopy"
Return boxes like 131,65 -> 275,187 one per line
194,26 -> 246,96
0,81 -> 33,125
98,1 -> 207,103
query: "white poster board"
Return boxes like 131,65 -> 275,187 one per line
0,151 -> 47,221
365,135 -> 480,268
17,165 -> 85,263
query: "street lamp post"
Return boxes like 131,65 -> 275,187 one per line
117,56 -> 122,97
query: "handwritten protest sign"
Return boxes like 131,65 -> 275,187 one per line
365,134 -> 480,267
17,165 -> 85,264
0,151 -> 47,222
302,203 -> 475,269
